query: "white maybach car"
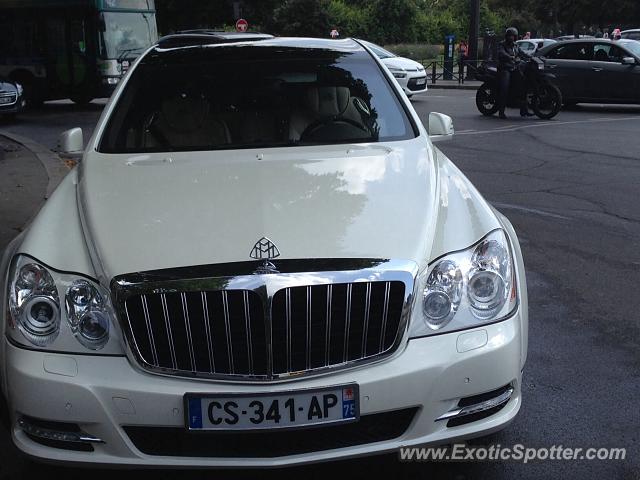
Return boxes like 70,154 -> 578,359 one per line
0,34 -> 528,467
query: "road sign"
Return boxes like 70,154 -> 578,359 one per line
236,18 -> 248,33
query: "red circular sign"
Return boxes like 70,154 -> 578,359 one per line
235,18 -> 248,33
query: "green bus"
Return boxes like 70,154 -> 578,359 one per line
0,0 -> 158,105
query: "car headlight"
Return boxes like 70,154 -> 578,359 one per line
389,68 -> 407,79
410,229 -> 518,337
15,83 -> 23,95
7,255 -> 122,353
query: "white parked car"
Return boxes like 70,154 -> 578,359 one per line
360,40 -> 428,97
517,38 -> 557,54
621,29 -> 640,40
0,35 -> 528,467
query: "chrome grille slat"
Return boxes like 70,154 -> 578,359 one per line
160,294 -> 177,369
140,295 -> 159,365
306,286 -> 312,370
221,291 -> 234,375
243,291 -> 254,375
285,289 -> 292,373
200,292 -> 215,374
180,292 -> 196,371
325,284 -> 332,367
120,276 -> 407,380
362,282 -> 372,356
380,282 -> 391,351
343,283 -> 352,363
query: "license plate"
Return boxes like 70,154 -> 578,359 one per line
185,384 -> 358,431
416,77 -> 426,85
0,96 -> 14,104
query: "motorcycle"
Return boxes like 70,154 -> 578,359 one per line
475,56 -> 562,120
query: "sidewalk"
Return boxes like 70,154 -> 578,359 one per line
428,80 -> 481,90
0,131 -> 68,251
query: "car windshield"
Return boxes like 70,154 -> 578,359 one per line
101,12 -> 158,59
361,41 -> 396,59
621,41 -> 640,57
99,43 -> 416,153
621,31 -> 640,40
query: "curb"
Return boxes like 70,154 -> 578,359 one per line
428,84 -> 479,91
0,130 -> 68,199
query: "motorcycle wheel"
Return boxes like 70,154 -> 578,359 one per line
476,84 -> 499,116
532,84 -> 562,120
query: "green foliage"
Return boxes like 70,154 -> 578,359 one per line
384,43 -> 442,61
267,0 -> 333,37
155,0 -> 640,44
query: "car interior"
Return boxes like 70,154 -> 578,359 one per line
99,50 -> 417,153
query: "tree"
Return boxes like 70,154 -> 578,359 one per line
267,0 -> 333,37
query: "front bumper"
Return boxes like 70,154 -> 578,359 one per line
0,96 -> 26,114
398,72 -> 428,95
3,312 -> 524,467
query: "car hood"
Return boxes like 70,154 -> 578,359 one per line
78,139 -> 439,279
382,57 -> 424,71
0,80 -> 16,92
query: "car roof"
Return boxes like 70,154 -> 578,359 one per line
155,35 -> 364,52
157,31 -> 275,48
621,29 -> 640,33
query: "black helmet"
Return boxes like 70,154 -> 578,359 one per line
505,27 -> 519,39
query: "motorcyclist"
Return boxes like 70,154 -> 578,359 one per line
497,27 -> 532,119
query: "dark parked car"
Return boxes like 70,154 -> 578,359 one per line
537,39 -> 640,106
0,78 -> 25,118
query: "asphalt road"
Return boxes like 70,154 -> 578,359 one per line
1,92 -> 639,480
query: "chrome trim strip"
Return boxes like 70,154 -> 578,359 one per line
435,387 -> 514,422
201,292 -> 215,374
160,293 -> 177,370
140,295 -> 158,366
18,417 -> 104,444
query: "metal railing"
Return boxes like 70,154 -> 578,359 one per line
419,58 -> 484,85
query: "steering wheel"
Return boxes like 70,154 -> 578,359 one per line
300,117 -> 370,142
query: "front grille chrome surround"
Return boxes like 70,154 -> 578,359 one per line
111,259 -> 417,382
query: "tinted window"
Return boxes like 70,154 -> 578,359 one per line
593,43 -> 625,62
99,45 -> 415,153
621,32 -> 640,40
518,41 -> 535,52
547,43 -> 592,60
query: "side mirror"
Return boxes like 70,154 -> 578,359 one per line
622,57 -> 636,65
428,112 -> 454,143
58,128 -> 84,155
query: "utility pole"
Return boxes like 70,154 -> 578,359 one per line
468,0 -> 480,64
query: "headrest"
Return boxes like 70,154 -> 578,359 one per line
304,86 -> 350,116
161,90 -> 208,133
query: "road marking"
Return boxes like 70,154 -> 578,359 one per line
457,115 -> 640,136
492,202 -> 570,220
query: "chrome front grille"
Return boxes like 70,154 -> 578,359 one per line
270,282 -> 405,375
113,260 -> 415,380
124,290 -> 268,376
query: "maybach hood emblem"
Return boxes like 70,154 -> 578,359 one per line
250,237 -> 281,274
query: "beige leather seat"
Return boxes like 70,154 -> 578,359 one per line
140,91 -> 231,149
289,86 -> 367,141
